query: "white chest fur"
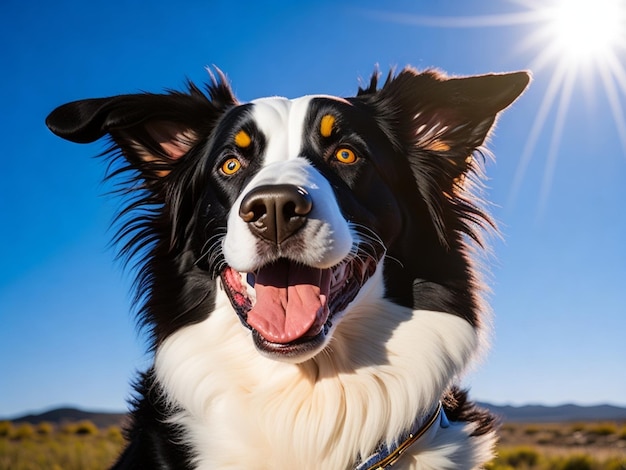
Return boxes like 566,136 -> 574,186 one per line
154,274 -> 494,469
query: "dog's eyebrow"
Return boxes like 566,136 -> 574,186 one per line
235,129 -> 252,148
320,114 -> 335,138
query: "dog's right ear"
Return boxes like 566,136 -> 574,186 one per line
46,73 -> 237,180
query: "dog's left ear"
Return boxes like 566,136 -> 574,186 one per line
46,72 -> 236,182
357,68 -> 530,177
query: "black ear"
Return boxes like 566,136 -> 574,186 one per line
355,68 -> 529,245
46,72 -> 237,179
356,68 -> 530,176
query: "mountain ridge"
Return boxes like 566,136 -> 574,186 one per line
479,402 -> 626,423
4,403 -> 626,427
4,407 -> 127,429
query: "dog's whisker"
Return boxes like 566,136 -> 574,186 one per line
195,230 -> 228,275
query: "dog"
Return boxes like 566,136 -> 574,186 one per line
46,66 -> 529,469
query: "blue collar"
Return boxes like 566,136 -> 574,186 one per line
354,402 -> 450,470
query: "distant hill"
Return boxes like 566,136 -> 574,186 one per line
481,403 -> 626,423
5,407 -> 127,429
4,403 -> 626,428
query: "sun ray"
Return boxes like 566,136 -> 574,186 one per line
509,62 -> 568,207
600,52 -> 626,156
526,40 -> 562,74
360,9 -> 545,28
538,68 -> 576,216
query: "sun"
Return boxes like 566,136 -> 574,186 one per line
512,0 -> 626,208
546,0 -> 625,64
523,0 -> 626,72
370,0 -> 626,208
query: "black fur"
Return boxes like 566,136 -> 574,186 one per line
112,371 -> 193,469
443,387 -> 499,438
351,70 -> 527,327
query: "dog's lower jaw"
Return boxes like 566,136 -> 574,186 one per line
153,276 -> 492,469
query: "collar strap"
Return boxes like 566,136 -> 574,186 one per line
354,402 -> 449,470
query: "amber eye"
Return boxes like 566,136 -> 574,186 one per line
221,157 -> 242,175
334,147 -> 358,164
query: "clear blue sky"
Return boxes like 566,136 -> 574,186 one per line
1,0 -> 625,417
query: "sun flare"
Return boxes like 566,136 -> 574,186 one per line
513,0 -> 626,209
547,0 -> 625,63
372,0 -> 626,208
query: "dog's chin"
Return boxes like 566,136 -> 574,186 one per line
251,329 -> 328,363
221,252 -> 380,364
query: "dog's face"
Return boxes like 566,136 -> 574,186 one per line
47,69 -> 529,363
217,95 -> 407,361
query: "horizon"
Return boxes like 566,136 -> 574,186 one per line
9,399 -> 626,417
1,0 -> 625,417
0,402 -> 626,423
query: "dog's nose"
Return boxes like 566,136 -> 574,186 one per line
239,184 -> 313,244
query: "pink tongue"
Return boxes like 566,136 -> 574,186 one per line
247,259 -> 330,344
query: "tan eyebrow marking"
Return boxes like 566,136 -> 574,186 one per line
234,129 -> 252,148
320,114 -> 335,138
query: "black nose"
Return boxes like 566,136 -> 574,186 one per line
239,184 -> 313,244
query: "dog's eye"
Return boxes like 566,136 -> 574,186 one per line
334,148 -> 358,165
221,157 -> 242,175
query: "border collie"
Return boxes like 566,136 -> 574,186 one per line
46,67 -> 529,469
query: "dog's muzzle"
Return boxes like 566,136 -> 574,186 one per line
221,182 -> 384,361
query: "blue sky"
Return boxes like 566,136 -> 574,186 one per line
1,0 -> 625,417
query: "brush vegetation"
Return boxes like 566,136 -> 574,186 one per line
490,421 -> 626,470
0,421 -> 123,470
1,420 -> 625,469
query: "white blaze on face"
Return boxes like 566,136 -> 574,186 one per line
221,96 -> 354,273
250,96 -> 313,165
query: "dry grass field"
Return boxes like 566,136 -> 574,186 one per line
1,419 -> 625,469
0,421 -> 123,470
489,421 -> 626,469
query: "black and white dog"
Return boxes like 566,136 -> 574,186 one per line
46,67 -> 529,469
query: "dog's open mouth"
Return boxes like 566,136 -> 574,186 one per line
221,252 -> 380,358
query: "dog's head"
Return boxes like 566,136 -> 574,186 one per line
47,68 -> 529,363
